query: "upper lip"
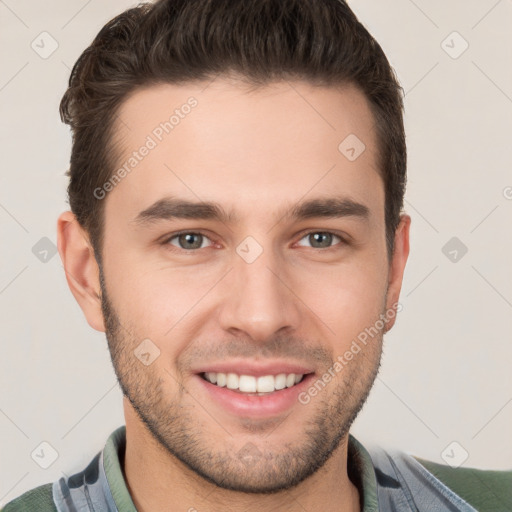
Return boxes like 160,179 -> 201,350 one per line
194,360 -> 315,378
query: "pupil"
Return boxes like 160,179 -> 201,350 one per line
312,232 -> 331,248
181,233 -> 201,249
177,233 -> 332,250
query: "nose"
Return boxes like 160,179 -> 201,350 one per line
217,243 -> 303,343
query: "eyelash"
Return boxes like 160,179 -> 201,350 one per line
161,229 -> 348,252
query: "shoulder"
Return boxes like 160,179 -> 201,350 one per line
1,482 -> 57,511
413,456 -> 512,512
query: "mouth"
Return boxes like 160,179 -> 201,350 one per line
199,371 -> 308,396
195,369 -> 316,418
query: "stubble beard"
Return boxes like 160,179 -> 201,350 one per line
99,267 -> 384,494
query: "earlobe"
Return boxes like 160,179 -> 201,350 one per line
57,211 -> 106,332
385,213 -> 411,332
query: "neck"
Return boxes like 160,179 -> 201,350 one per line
122,402 -> 361,512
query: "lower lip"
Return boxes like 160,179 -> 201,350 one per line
195,373 -> 315,418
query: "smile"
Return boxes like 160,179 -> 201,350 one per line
201,372 -> 305,394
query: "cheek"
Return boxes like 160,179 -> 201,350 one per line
106,259 -> 221,339
295,258 -> 388,343
103,230 -> 388,348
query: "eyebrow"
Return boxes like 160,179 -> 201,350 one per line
132,196 -> 370,226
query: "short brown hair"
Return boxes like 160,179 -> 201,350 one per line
60,0 -> 406,265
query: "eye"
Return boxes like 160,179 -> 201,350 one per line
296,231 -> 344,249
162,230 -> 346,252
166,232 -> 213,251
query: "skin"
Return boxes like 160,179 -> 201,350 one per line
57,78 -> 410,512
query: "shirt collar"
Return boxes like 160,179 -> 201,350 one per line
347,433 -> 380,511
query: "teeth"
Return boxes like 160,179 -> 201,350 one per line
239,375 -> 257,392
226,373 -> 238,390
205,372 -> 217,384
203,372 -> 305,393
256,375 -> 274,393
216,372 -> 226,387
275,373 -> 287,390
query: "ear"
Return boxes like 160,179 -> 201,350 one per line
57,211 -> 106,332
384,213 -> 411,332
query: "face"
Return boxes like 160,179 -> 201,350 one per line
94,78 -> 406,493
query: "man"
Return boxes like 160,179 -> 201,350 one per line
3,0 -> 510,510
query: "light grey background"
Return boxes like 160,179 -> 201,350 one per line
1,0 -> 511,505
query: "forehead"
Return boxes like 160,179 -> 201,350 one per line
106,78 -> 382,223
